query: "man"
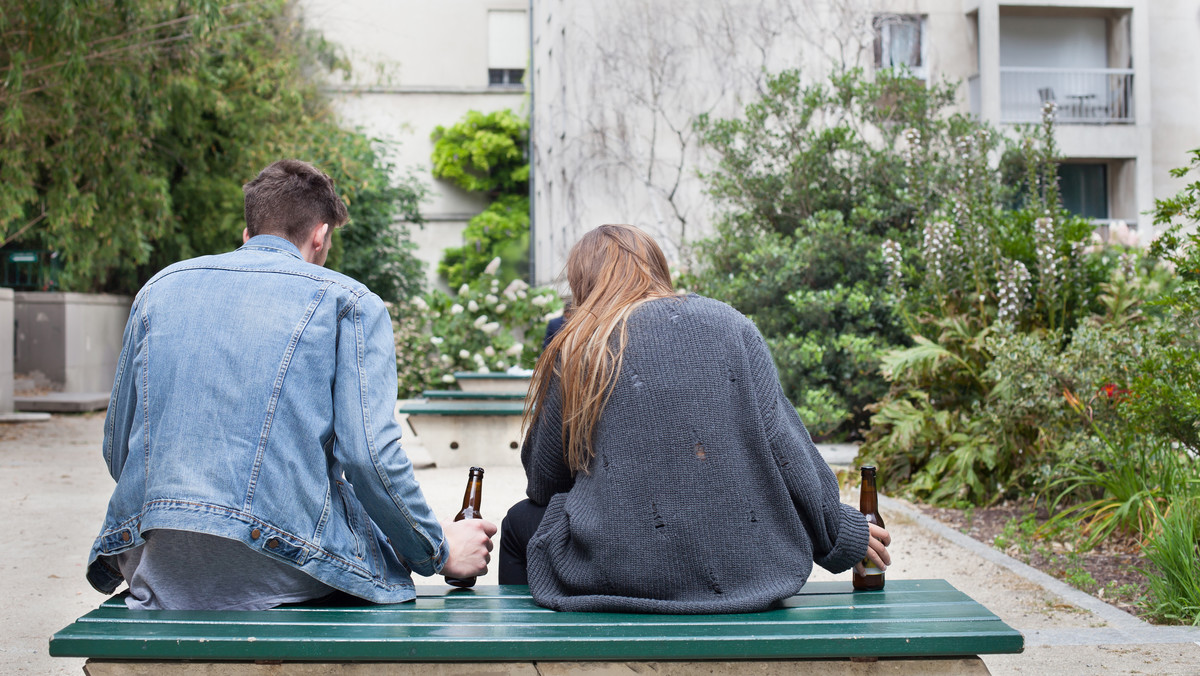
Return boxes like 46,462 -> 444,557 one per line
86,159 -> 495,610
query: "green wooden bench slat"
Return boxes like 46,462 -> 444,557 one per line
51,581 -> 1022,662
397,401 -> 525,416
452,372 -> 531,380
420,390 -> 526,400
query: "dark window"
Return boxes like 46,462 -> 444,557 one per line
873,15 -> 924,76
488,68 -> 524,87
1058,163 -> 1108,219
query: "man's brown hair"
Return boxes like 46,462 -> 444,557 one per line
243,160 -> 349,244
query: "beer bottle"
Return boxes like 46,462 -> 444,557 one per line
445,466 -> 484,588
852,465 -> 886,591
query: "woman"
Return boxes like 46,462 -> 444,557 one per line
500,224 -> 890,613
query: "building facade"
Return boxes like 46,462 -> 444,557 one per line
299,0 -> 530,290
530,0 -> 1200,285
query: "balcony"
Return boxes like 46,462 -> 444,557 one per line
999,67 -> 1134,125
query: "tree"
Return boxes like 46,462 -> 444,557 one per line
1,0 -> 423,299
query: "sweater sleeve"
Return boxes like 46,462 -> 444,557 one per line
522,375 -> 574,506
744,323 -> 869,574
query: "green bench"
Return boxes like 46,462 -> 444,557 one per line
51,580 -> 1022,675
420,390 -> 526,401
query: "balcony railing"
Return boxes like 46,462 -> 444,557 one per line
1000,67 -> 1134,124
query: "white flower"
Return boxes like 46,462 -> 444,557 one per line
485,294 -> 498,305
484,346 -> 496,357
468,300 -> 479,313
531,295 -> 549,307
449,304 -> 464,315
474,315 -> 488,328
440,354 -> 452,364
441,374 -> 456,383
517,290 -> 527,299
506,343 -> 524,356
430,336 -> 444,345
477,366 -> 490,373
459,349 -> 470,359
459,284 -> 470,296
503,279 -> 528,296
411,296 -> 429,311
482,322 -> 501,334
496,360 -> 508,370
483,256 -> 502,276
495,303 -> 507,314
473,353 -> 485,364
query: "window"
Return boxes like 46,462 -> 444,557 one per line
873,14 -> 926,80
1058,163 -> 1108,219
488,10 -> 527,88
489,68 -> 525,87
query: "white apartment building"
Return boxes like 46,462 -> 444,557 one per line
299,0 -> 530,290
529,0 -> 1200,284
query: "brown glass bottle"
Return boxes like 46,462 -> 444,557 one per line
852,465 -> 886,591
444,466 -> 484,588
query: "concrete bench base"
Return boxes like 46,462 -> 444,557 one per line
83,656 -> 991,675
404,412 -> 523,467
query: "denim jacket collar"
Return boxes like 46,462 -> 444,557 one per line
239,234 -> 304,261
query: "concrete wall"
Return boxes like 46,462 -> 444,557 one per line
14,293 -> 132,394
299,0 -> 529,292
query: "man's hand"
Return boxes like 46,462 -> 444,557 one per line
853,523 -> 892,576
439,518 -> 498,579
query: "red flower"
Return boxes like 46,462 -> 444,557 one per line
1099,383 -> 1131,402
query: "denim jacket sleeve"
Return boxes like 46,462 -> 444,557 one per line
333,292 -> 448,576
103,294 -> 145,481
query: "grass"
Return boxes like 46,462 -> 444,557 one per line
1142,499 -> 1200,625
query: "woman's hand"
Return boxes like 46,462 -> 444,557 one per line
853,523 -> 892,576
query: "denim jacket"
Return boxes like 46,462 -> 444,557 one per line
87,235 -> 447,603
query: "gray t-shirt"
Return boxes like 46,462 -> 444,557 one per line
114,529 -> 335,610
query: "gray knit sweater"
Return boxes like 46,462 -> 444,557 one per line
523,294 -> 869,614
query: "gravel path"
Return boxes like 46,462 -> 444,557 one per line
2,413 -> 1197,675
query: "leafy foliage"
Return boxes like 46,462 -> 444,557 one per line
858,104 -> 1164,505
438,194 -> 530,288
430,109 -> 529,196
431,109 -> 530,289
687,68 -> 982,437
1,0 -> 423,300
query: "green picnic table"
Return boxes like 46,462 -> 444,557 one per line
51,580 -> 1022,674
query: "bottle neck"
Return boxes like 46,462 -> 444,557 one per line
859,473 -> 878,514
461,480 -> 483,511
460,469 -> 484,516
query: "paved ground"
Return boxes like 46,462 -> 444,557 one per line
3,413 -> 1198,675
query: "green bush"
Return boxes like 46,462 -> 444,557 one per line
2,1 -> 423,299
856,104 -> 1170,505
687,68 -> 970,438
430,109 -> 530,289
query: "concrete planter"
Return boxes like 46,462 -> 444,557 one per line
14,292 -> 132,394
0,288 -> 12,412
453,372 -> 532,394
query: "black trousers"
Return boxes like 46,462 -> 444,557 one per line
499,498 -> 547,585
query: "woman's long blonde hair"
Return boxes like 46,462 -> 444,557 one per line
524,224 -> 675,473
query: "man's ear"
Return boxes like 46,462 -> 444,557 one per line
243,228 -> 250,244
312,223 -> 330,251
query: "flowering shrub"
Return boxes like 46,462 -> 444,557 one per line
411,257 -> 562,388
858,102 -> 1174,505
